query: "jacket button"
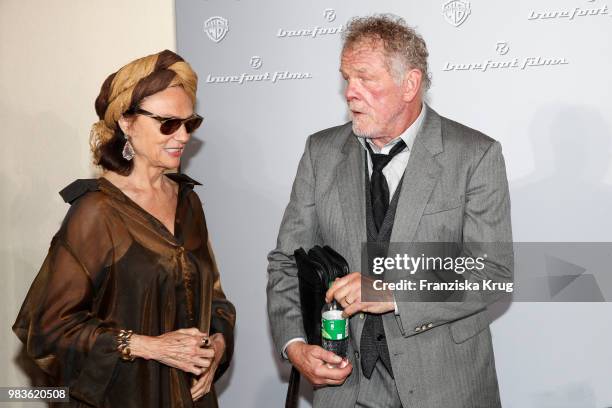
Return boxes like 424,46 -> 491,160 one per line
355,351 -> 360,360
376,334 -> 385,341
421,325 -> 427,331
415,326 -> 421,332
359,313 -> 365,319
427,323 -> 433,329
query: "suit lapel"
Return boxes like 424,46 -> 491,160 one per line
336,132 -> 368,341
337,133 -> 366,267
390,105 -> 444,243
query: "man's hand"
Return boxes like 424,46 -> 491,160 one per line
325,272 -> 395,317
286,342 -> 352,387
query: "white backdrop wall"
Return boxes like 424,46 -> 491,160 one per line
1,1 -> 177,407
176,0 -> 612,407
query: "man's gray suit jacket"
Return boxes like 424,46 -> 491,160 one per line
267,104 -> 514,408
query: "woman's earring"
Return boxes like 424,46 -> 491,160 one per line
122,135 -> 135,161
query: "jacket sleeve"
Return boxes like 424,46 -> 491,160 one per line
12,194 -> 120,407
266,135 -> 323,355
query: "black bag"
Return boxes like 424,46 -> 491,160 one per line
285,246 -> 349,408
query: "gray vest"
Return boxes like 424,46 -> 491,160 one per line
361,158 -> 403,377
365,171 -> 403,243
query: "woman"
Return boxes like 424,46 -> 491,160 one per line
12,50 -> 235,407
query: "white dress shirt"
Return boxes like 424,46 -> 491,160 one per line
357,103 -> 426,199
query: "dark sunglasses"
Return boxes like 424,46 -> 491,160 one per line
131,108 -> 203,135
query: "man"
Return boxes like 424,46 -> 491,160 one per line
267,15 -> 513,408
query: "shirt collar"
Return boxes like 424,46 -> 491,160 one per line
356,102 -> 426,154
59,173 -> 201,205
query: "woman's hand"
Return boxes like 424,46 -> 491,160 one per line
130,328 -> 214,375
190,333 -> 226,401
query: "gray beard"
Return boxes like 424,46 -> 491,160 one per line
351,116 -> 377,138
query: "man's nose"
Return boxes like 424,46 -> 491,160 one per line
345,80 -> 359,102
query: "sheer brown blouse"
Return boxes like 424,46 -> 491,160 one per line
12,173 -> 236,408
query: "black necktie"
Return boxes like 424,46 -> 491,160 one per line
366,140 -> 407,231
360,139 -> 406,380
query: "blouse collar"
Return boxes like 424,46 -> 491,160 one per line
60,173 -> 201,204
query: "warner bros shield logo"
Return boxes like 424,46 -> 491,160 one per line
443,0 -> 472,27
204,16 -> 229,43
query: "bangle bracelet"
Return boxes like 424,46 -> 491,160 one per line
116,329 -> 135,361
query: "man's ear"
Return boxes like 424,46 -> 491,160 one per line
401,69 -> 423,103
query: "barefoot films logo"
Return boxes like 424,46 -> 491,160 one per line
442,42 -> 569,72
205,56 -> 312,85
277,8 -> 344,38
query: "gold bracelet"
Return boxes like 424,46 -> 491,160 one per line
116,329 -> 135,361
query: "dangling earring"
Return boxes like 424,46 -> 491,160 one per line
122,135 -> 135,161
